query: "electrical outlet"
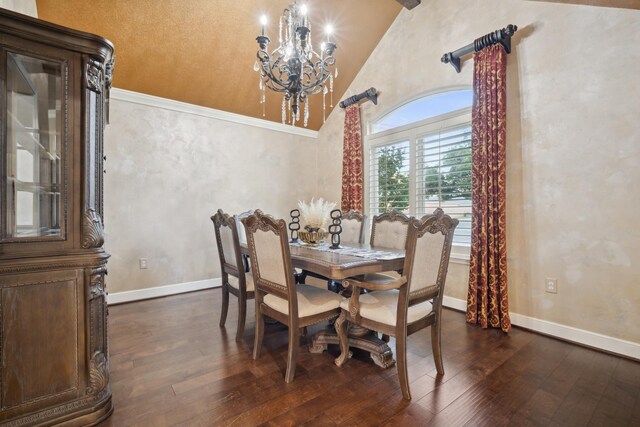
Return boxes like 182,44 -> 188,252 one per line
139,258 -> 148,269
545,278 -> 557,294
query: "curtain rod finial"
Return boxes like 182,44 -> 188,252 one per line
441,53 -> 461,73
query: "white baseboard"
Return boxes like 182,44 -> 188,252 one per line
107,278 -> 221,305
442,296 -> 639,360
443,295 -> 468,311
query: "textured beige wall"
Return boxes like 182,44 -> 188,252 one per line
0,0 -> 37,16
317,0 -> 640,343
104,100 -> 317,293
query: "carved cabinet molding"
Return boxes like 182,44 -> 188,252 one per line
0,8 -> 114,426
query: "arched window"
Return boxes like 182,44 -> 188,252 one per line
366,89 -> 472,249
371,89 -> 472,134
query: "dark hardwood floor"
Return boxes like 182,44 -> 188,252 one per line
98,289 -> 640,426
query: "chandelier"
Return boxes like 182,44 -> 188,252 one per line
254,2 -> 337,127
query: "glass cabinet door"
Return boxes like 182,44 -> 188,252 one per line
5,52 -> 63,239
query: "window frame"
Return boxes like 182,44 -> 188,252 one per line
364,103 -> 472,262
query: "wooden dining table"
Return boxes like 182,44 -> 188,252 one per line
241,241 -> 405,368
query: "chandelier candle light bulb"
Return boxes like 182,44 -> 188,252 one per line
260,15 -> 267,36
255,1 -> 337,127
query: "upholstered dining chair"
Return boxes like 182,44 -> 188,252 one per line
235,209 -> 254,272
370,210 -> 412,250
334,208 -> 458,400
211,209 -> 254,341
340,210 -> 367,245
367,210 -> 413,285
242,211 -> 343,383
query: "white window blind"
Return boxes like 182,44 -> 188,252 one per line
369,140 -> 410,216
416,125 -> 472,244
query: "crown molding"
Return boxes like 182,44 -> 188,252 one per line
110,88 -> 319,139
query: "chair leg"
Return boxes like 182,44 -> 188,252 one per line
295,270 -> 307,284
396,327 -> 411,400
432,320 -> 444,376
253,303 -> 265,360
236,294 -> 247,341
219,284 -> 229,327
334,311 -> 351,367
285,325 -> 299,383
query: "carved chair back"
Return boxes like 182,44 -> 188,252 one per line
234,209 -> 254,245
402,208 -> 458,306
370,210 -> 412,251
340,210 -> 366,245
211,209 -> 245,281
242,211 -> 299,315
235,209 -> 254,272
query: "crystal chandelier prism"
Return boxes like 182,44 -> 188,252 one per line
255,2 -> 337,127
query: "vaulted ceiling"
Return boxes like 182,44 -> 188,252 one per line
36,0 -> 403,131
35,0 -> 638,131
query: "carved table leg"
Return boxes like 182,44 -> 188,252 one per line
310,322 -> 396,368
309,329 -> 335,354
370,348 -> 395,368
334,312 -> 352,366
308,340 -> 327,354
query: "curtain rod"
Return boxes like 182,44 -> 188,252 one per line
339,87 -> 378,109
441,24 -> 518,73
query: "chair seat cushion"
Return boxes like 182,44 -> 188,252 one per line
264,285 -> 343,317
340,290 -> 432,327
228,273 -> 254,292
361,272 -> 399,284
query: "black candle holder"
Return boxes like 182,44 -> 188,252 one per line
328,209 -> 342,249
289,209 -> 301,242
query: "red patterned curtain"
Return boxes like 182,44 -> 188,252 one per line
466,44 -> 511,332
341,104 -> 363,212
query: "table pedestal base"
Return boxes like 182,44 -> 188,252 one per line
309,327 -> 395,368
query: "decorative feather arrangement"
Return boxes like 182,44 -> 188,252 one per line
298,198 -> 336,232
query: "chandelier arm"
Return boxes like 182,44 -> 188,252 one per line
302,81 -> 328,95
264,81 -> 290,93
263,72 -> 290,92
300,68 -> 330,92
271,56 -> 295,84
260,51 -> 294,87
259,57 -> 295,92
300,69 -> 316,89
301,78 -> 327,94
315,56 -> 336,69
300,56 -> 330,88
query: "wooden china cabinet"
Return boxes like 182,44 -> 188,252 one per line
0,9 -> 114,426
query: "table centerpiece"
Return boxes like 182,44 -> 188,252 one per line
297,198 -> 336,245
